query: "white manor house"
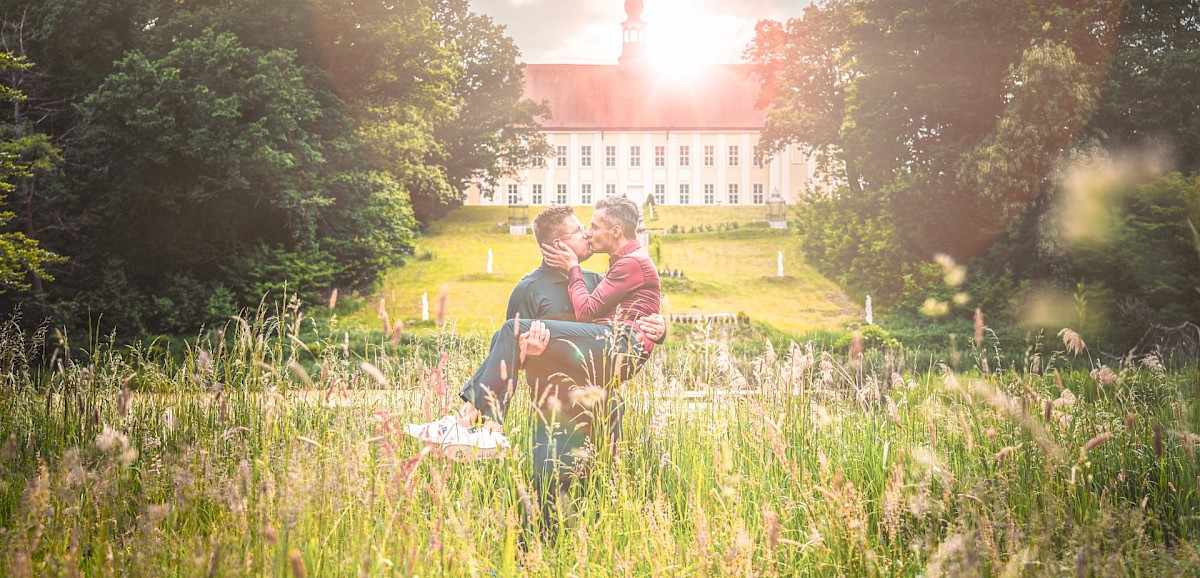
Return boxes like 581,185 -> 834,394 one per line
464,0 -> 824,208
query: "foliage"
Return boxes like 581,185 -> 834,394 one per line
746,0 -> 1119,311
1049,170 -> 1200,349
0,0 -> 541,337
1093,0 -> 1200,172
0,51 -> 62,294
427,0 -> 551,222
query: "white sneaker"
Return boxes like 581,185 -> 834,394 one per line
439,426 -> 511,462
403,414 -> 459,443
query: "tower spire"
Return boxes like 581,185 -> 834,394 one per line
619,0 -> 647,77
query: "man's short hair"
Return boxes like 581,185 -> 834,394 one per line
532,205 -> 576,244
595,196 -> 641,239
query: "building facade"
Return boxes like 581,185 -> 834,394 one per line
464,0 -> 820,207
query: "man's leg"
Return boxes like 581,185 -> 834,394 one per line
521,321 -> 648,542
457,318 -> 534,424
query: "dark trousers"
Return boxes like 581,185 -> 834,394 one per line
458,318 -> 648,539
458,318 -> 646,425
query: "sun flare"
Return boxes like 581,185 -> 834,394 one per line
641,2 -> 744,81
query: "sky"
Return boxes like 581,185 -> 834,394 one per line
468,0 -> 815,65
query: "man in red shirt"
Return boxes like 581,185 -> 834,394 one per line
411,197 -> 661,457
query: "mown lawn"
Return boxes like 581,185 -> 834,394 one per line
347,206 -> 858,336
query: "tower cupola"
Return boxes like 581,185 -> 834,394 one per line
619,0 -> 648,77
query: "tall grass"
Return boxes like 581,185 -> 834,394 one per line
1,304 -> 1198,576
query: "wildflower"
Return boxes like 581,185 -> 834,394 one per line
328,288 -> 338,310
973,308 -> 984,346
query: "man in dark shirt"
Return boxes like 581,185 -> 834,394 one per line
420,205 -> 664,537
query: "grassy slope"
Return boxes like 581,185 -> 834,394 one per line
348,206 -> 858,336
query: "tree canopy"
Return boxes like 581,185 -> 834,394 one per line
0,0 -> 546,335
747,0 -> 1198,348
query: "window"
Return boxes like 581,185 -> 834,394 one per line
753,145 -> 765,168
605,145 -> 617,167
728,183 -> 739,204
533,155 -> 545,169
703,184 -> 715,204
556,184 -> 568,205
580,145 -> 592,167
581,184 -> 592,205
703,145 -> 714,167
679,145 -> 691,167
556,145 -> 568,167
531,184 -> 543,204
753,183 -> 764,204
629,145 -> 641,167
654,184 -> 665,204
678,183 -> 690,205
728,145 -> 740,167
605,184 -> 617,198
507,184 -> 520,205
654,145 -> 665,167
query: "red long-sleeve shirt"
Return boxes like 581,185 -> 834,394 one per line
566,240 -> 661,328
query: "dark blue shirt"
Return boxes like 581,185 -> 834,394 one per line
506,262 -> 603,321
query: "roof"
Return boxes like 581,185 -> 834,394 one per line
522,64 -> 767,131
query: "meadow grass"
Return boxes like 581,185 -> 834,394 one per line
345,206 -> 857,337
2,304 -> 1199,576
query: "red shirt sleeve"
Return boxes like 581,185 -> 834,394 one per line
567,259 -> 638,322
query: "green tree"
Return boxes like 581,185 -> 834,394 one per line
427,0 -> 550,221
746,0 -> 1118,308
74,30 -> 415,332
0,51 -> 62,293
1093,0 -> 1200,172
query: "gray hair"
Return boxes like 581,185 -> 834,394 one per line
594,196 -> 640,240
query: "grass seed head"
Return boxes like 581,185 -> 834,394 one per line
1090,365 -> 1118,386
288,550 -> 307,578
390,321 -> 404,347
1081,432 -> 1112,459
1058,328 -> 1086,356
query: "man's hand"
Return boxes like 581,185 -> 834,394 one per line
540,241 -> 579,271
637,314 -> 667,343
518,320 -> 550,361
